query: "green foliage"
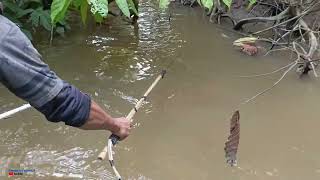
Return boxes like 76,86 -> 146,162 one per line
2,1 -> 30,25
88,0 -> 108,17
94,12 -> 104,22
201,0 -> 214,11
2,0 -> 72,40
80,0 -> 89,24
72,0 -> 89,24
222,0 -> 232,9
128,0 -> 138,16
29,7 -> 52,31
248,0 -> 257,9
159,0 -> 170,10
2,0 -> 52,40
2,0 -> 140,41
116,0 -> 130,18
51,0 -> 72,25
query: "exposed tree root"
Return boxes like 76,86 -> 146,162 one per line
208,1 -> 237,25
209,0 -> 223,23
233,7 -> 290,30
293,6 -> 319,77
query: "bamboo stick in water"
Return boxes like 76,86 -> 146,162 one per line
0,104 -> 32,120
98,70 -> 166,160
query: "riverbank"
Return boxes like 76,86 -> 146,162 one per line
177,0 -> 320,76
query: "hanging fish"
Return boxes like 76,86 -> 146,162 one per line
224,110 -> 240,167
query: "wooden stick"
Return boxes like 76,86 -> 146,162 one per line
98,70 -> 166,160
0,104 -> 32,120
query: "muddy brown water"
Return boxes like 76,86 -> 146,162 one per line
1,1 -> 320,180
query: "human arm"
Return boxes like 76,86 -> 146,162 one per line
0,15 -> 130,140
80,100 -> 130,140
36,82 -> 130,140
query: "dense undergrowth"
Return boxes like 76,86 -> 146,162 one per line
0,0 -> 249,40
1,0 -> 138,40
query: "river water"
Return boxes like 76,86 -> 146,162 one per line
1,1 -> 320,180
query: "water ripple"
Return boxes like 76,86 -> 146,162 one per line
90,0 -> 182,84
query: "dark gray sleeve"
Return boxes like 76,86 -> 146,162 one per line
0,15 -> 63,108
36,82 -> 91,127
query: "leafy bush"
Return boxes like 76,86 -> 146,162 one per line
1,0 -> 139,40
50,0 -> 138,26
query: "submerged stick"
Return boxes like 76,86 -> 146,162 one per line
241,61 -> 297,105
98,70 -> 166,180
0,104 -> 32,120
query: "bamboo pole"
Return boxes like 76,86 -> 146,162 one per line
98,70 -> 166,160
97,70 -> 166,180
0,104 -> 32,120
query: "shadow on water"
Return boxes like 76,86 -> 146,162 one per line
1,0 -> 320,180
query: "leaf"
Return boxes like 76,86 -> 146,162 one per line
73,0 -> 83,8
128,0 -> 138,16
115,0 -> 130,18
201,0 -> 214,10
80,0 -> 88,24
94,13 -> 104,23
51,0 -> 72,24
222,0 -> 232,9
16,8 -> 34,18
88,0 -> 108,18
29,8 -> 52,31
248,0 -> 256,9
159,0 -> 170,10
224,110 -> 240,167
2,1 -> 23,13
29,10 -> 40,27
39,10 -> 52,31
2,1 -> 29,18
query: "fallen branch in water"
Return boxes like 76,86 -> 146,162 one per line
233,7 -> 290,30
240,61 -> 298,105
237,61 -> 295,78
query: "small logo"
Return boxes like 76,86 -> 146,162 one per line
8,172 -> 14,176
7,169 -> 35,177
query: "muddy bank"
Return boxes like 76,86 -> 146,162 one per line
177,0 -> 320,76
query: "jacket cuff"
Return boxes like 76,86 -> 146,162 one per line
35,82 -> 91,127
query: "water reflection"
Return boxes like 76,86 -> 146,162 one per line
2,1 -> 320,180
87,0 -> 181,84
